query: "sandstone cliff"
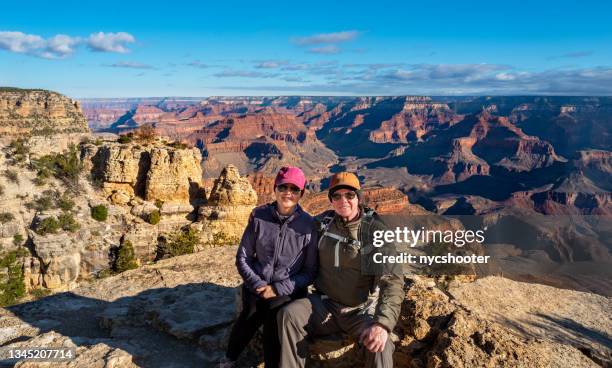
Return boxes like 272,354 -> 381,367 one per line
0,88 -> 89,136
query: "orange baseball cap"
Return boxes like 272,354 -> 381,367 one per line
328,172 -> 361,194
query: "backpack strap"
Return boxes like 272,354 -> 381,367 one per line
317,211 -> 362,268
358,207 -> 384,293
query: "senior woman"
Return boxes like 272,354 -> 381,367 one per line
219,166 -> 318,368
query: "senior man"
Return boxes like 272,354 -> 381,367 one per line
277,172 -> 404,368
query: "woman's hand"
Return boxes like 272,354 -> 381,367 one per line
256,285 -> 277,299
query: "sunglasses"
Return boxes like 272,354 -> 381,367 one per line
277,184 -> 302,194
331,191 -> 357,201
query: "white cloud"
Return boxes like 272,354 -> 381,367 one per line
0,31 -> 45,53
188,60 -> 211,68
104,61 -> 154,69
0,31 -> 79,59
308,45 -> 340,55
87,32 -> 135,53
43,34 -> 80,58
495,72 -> 516,81
0,30 -> 136,58
220,64 -> 612,95
255,60 -> 289,69
293,30 -> 360,46
214,70 -> 278,78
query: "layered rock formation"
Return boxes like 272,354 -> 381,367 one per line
188,110 -> 338,178
82,141 -> 203,205
0,88 -> 89,136
0,131 -> 254,292
369,97 -> 460,143
370,111 -> 562,186
197,165 -> 257,246
527,150 -> 612,215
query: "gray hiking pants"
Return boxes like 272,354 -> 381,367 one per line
277,294 -> 394,368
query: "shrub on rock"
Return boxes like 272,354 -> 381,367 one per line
36,217 -> 60,235
148,210 -> 161,225
91,205 -> 108,222
158,228 -> 199,259
113,240 -> 138,273
0,249 -> 27,306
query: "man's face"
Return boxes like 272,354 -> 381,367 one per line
331,188 -> 359,219
275,184 -> 302,209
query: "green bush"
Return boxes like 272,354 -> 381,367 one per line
32,175 -> 47,186
97,269 -> 114,279
3,169 -> 19,183
117,133 -> 133,144
0,212 -> 15,223
148,210 -> 160,225
32,126 -> 55,137
158,228 -> 199,258
155,199 -> 164,209
113,240 -> 139,273
91,205 -> 108,222
0,250 -> 26,306
13,233 -> 24,246
5,138 -> 30,165
57,195 -> 75,212
26,191 -> 55,212
58,212 -> 80,232
167,141 -> 188,149
209,232 -> 240,247
31,145 -> 82,187
36,217 -> 60,235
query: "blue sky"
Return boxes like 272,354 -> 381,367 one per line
1,0 -> 611,97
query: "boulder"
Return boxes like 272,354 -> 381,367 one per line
197,165 -> 257,247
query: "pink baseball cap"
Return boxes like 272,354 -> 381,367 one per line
274,166 -> 306,190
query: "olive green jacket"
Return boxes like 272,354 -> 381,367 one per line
314,207 -> 404,332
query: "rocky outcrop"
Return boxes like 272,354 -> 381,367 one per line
26,232 -> 82,290
7,331 -> 137,368
82,141 -> 203,205
3,250 -> 608,368
145,147 -> 203,204
309,276 -> 607,368
448,276 -> 612,366
0,248 -> 242,367
0,88 -> 89,136
197,165 -> 257,247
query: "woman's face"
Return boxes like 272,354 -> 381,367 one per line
331,188 -> 359,220
275,184 -> 302,211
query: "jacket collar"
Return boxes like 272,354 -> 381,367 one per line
270,202 -> 302,223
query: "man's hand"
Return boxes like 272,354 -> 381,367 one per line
359,323 -> 388,353
255,285 -> 277,299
